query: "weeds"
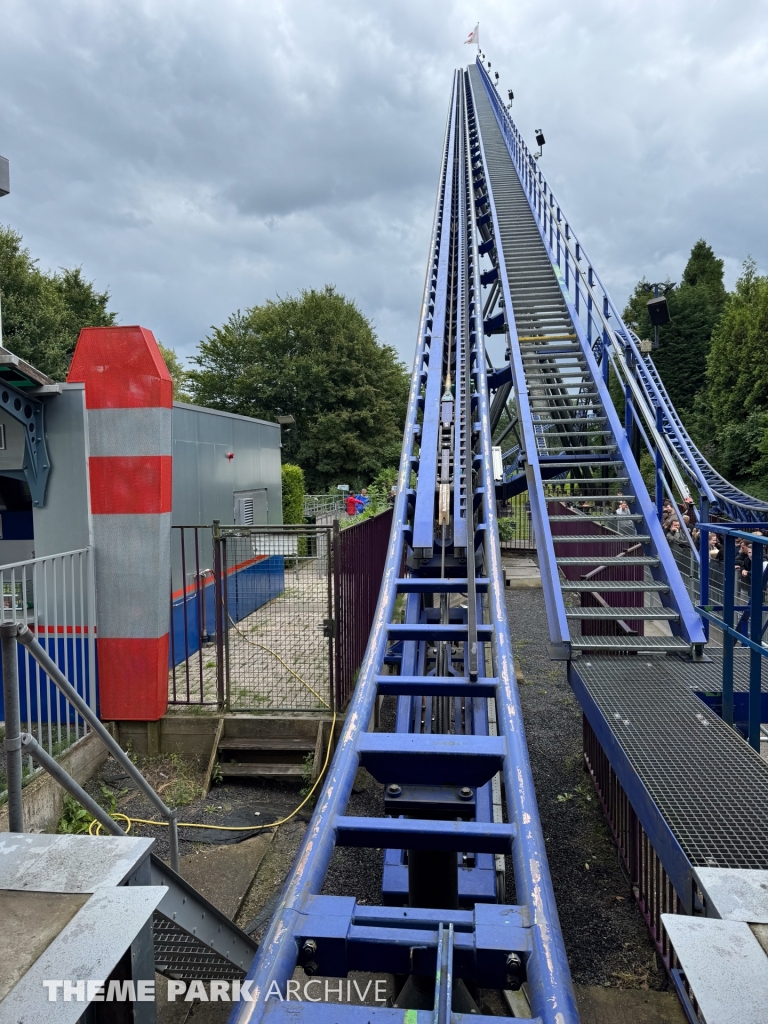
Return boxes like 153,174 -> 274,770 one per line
57,796 -> 93,834
300,753 -> 315,800
56,784 -> 125,834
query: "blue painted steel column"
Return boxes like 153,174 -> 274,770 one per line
655,406 -> 664,519
749,542 -> 763,750
722,534 -> 736,726
699,521 -> 710,644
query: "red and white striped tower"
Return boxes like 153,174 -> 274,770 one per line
68,325 -> 173,720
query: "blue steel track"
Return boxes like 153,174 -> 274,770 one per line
229,53 -> 760,1024
230,65 -> 578,1024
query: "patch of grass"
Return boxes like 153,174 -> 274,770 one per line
611,956 -> 658,990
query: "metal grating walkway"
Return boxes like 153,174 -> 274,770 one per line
574,655 -> 768,870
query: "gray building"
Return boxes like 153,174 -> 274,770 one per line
171,402 -> 282,528
0,390 -> 282,566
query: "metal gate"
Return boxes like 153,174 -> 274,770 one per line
216,522 -> 334,713
170,517 -> 393,714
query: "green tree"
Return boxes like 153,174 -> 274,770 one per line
0,225 -> 116,380
700,259 -> 768,490
187,287 -> 409,492
281,464 -> 305,524
623,240 -> 726,417
157,342 -> 190,402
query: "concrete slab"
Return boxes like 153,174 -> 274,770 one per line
0,890 -> 89,1001
504,556 -> 542,589
179,834 -> 273,919
0,886 -> 166,1024
695,867 -> 768,922
663,915 -> 768,1024
575,985 -> 686,1024
0,833 -> 154,892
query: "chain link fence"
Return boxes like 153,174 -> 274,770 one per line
218,524 -> 334,713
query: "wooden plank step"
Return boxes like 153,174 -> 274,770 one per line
218,738 -> 315,752
217,763 -> 305,778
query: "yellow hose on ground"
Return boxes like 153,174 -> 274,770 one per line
89,707 -> 336,836
227,613 -> 330,709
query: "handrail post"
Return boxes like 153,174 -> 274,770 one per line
212,520 -> 225,709
722,534 -> 736,726
749,544 -> 763,751
699,521 -> 710,643
15,624 -> 180,871
168,815 -> 180,873
1,621 -> 24,831
655,406 -> 665,519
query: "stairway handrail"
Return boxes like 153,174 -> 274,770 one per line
11,623 -> 180,872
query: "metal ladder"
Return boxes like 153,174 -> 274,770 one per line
467,62 -> 705,659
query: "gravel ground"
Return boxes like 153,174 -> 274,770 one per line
76,752 -> 314,863
504,579 -> 667,991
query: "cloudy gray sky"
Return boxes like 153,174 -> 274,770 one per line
2,0 -> 767,367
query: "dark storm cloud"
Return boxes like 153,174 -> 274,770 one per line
1,0 -> 767,366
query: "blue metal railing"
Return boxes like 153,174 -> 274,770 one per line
699,523 -> 768,750
472,60 -> 705,652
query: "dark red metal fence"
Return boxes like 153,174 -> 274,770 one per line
550,502 -> 645,638
334,509 -> 393,708
583,716 -> 685,977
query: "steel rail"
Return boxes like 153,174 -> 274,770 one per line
227,80 -> 459,1024
462,70 -> 579,1023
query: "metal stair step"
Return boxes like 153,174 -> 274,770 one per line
565,607 -> 679,620
544,494 -> 634,502
552,534 -> 651,543
542,476 -> 630,485
539,460 -> 625,469
556,555 -> 658,565
548,514 -> 643,521
570,636 -> 690,653
561,579 -> 669,591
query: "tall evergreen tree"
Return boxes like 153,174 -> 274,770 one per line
701,259 -> 768,489
622,240 -> 725,417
